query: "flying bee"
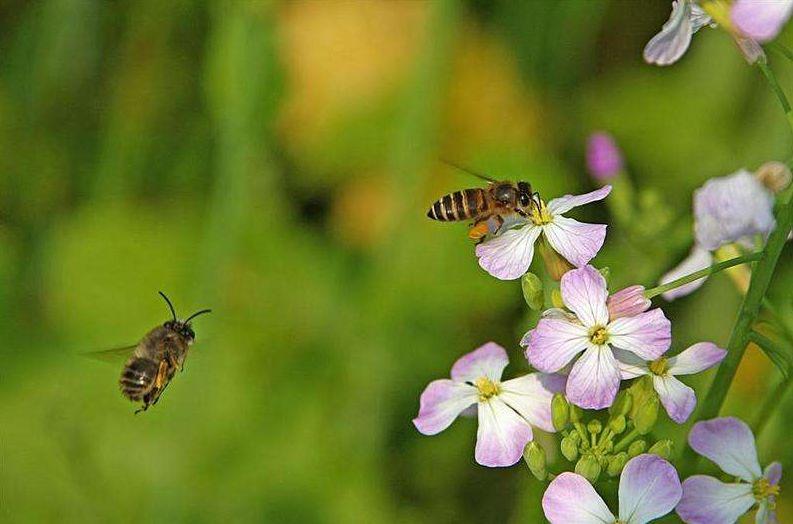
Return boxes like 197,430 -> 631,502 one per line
426,161 -> 539,241
85,292 -> 211,414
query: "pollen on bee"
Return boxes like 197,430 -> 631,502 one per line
468,222 -> 490,240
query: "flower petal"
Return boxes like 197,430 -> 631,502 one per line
566,345 -> 621,409
659,245 -> 713,301
608,309 -> 672,360
560,265 -> 610,327
608,285 -> 651,321
653,375 -> 697,424
756,499 -> 778,524
475,225 -> 542,280
618,454 -> 682,524
413,379 -> 478,435
543,217 -> 607,268
542,472 -> 614,524
694,170 -> 776,251
676,475 -> 755,524
765,462 -> 783,485
523,317 -> 589,373
613,348 -> 651,379
731,0 -> 793,42
643,0 -> 695,66
689,417 -> 762,481
546,185 -> 612,215
475,397 -> 533,467
667,342 -> 727,375
450,342 -> 509,383
500,373 -> 566,433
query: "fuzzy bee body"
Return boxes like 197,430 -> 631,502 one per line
427,188 -> 488,222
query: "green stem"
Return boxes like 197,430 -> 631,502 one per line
613,428 -> 640,453
753,377 -> 792,438
758,60 -> 793,136
644,252 -> 762,299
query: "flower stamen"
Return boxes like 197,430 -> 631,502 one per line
649,357 -> 669,376
474,376 -> 501,401
588,325 -> 609,346
529,199 -> 553,225
753,477 -> 781,501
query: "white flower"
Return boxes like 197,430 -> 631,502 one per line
644,1 -> 714,66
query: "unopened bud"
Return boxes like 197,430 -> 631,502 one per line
551,289 -> 565,309
587,419 -> 602,435
610,390 -> 633,417
561,436 -> 579,462
608,415 -> 627,435
521,272 -> 544,310
606,452 -> 629,477
628,440 -> 647,458
755,161 -> 792,194
575,455 -> 601,484
587,132 -> 623,182
523,441 -> 547,480
634,395 -> 659,434
607,285 -> 651,320
648,439 -> 674,460
539,240 -> 574,281
569,404 -> 583,423
551,394 -> 570,431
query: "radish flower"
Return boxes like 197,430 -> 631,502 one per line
615,342 -> 727,423
677,417 -> 782,524
644,1 -> 715,66
476,186 -> 611,280
522,265 -> 671,409
542,454 -> 682,524
732,0 -> 793,42
413,342 -> 564,467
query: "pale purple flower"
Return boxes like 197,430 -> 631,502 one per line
644,1 -> 714,66
615,342 -> 727,423
522,265 -> 671,409
413,342 -> 565,467
587,132 -> 623,182
659,245 -> 713,301
608,285 -> 651,320
732,0 -> 793,42
475,186 -> 611,280
677,417 -> 782,524
543,454 -> 682,524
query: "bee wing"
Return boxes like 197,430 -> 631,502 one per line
79,344 -> 138,363
440,159 -> 498,183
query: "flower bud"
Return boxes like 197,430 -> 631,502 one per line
575,455 -> 601,484
521,272 -> 544,310
551,289 -> 565,309
628,440 -> 646,458
523,441 -> 547,481
551,393 -> 570,431
608,414 -> 627,435
561,436 -> 579,462
609,390 -> 633,417
755,161 -> 792,194
634,395 -> 659,435
648,439 -> 674,460
539,240 -> 574,281
587,419 -> 602,435
606,452 -> 629,477
607,285 -> 651,320
569,404 -> 583,423
586,132 -> 623,182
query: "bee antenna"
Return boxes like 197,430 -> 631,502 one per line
184,309 -> 212,324
439,158 -> 497,183
158,291 -> 178,322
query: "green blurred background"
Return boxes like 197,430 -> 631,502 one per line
2,0 -> 793,522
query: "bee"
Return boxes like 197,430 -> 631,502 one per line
85,292 -> 211,414
426,161 -> 539,241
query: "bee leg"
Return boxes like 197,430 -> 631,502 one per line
491,214 -> 506,235
134,403 -> 149,415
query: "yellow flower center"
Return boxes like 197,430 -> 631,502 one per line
529,199 -> 553,225
753,477 -> 781,502
589,325 -> 609,346
474,376 -> 501,401
649,357 -> 668,376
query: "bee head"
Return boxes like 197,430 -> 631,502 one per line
158,291 -> 211,345
517,181 -> 533,209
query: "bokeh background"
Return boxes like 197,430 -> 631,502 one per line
2,1 -> 793,522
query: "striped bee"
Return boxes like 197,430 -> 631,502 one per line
85,292 -> 211,414
427,162 -> 537,241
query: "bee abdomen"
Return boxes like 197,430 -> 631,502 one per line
427,188 -> 484,221
119,357 -> 158,401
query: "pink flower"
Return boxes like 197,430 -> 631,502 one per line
644,1 -> 715,66
677,417 -> 782,524
476,186 -> 611,280
607,285 -> 651,320
543,454 -> 682,524
522,266 -> 671,409
413,342 -> 565,467
615,342 -> 727,423
587,132 -> 623,182
732,0 -> 793,42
